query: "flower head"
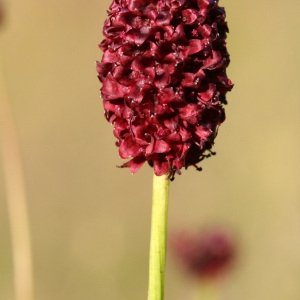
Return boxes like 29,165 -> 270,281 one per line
97,0 -> 233,179
170,228 -> 235,278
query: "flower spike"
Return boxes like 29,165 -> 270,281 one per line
97,0 -> 233,178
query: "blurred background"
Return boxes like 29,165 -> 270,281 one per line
1,0 -> 300,299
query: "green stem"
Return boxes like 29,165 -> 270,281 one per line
0,56 -> 34,300
147,173 -> 170,300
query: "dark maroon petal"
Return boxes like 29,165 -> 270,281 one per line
170,0 -> 186,11
163,25 -> 175,41
101,74 -> 128,100
128,0 -> 148,13
113,118 -> 129,138
119,55 -> 134,68
179,104 -> 200,125
112,66 -> 133,86
132,56 -> 153,71
156,11 -> 172,27
156,88 -> 175,104
167,132 -> 182,142
203,50 -> 223,70
181,72 -> 197,87
198,0 -> 217,18
171,23 -> 186,42
195,126 -> 212,140
162,53 -> 177,74
219,77 -> 233,92
96,61 -> 113,77
182,9 -> 199,24
182,39 -> 204,56
119,156 -> 146,173
179,126 -> 192,142
154,68 -> 171,89
198,23 -> 213,38
103,100 -> 121,116
127,87 -> 144,103
145,137 -> 155,155
114,12 -> 131,27
126,26 -> 151,46
119,135 -> 148,158
198,83 -> 216,103
153,158 -> 169,176
148,41 -> 161,58
101,50 -> 119,63
109,0 -> 122,13
153,139 -> 171,153
143,66 -> 156,79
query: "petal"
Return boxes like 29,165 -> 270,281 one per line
126,83 -> 144,103
119,156 -> 146,173
198,84 -> 216,102
119,53 -> 135,68
181,72 -> 196,87
132,56 -> 153,71
195,126 -> 213,140
156,11 -> 172,27
145,134 -> 155,154
119,135 -> 147,158
163,25 -> 175,41
183,39 -> 204,55
112,66 -> 133,86
198,24 -> 213,38
102,49 -> 119,63
153,157 -> 169,176
154,68 -> 171,89
167,132 -> 182,142
179,104 -> 199,124
128,0 -> 147,14
101,74 -> 127,100
126,26 -> 151,46
179,126 -> 192,141
153,139 -> 171,153
148,41 -> 161,59
96,61 -> 113,77
157,88 -> 175,104
170,0 -> 187,11
162,53 -> 177,74
172,23 -> 186,42
182,9 -> 199,24
164,119 -> 178,131
203,50 -> 224,70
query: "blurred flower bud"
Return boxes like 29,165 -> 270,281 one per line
170,228 -> 235,278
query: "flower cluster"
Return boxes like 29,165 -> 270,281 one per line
170,228 -> 235,278
97,0 -> 233,179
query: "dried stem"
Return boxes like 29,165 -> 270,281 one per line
0,56 -> 34,300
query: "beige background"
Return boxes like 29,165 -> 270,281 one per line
1,0 -> 300,299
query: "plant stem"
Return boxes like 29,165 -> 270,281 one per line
147,173 -> 170,300
0,57 -> 34,300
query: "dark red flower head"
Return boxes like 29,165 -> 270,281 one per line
170,228 -> 236,278
97,0 -> 233,179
